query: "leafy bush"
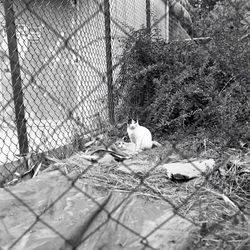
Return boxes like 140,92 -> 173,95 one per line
114,2 -> 250,147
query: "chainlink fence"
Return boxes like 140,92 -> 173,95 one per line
0,0 -> 249,249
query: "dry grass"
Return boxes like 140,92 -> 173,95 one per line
41,140 -> 250,250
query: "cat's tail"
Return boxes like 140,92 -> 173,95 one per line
152,140 -> 162,148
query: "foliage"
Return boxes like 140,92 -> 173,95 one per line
190,0 -> 221,11
114,1 -> 250,147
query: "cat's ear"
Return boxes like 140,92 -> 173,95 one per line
135,115 -> 139,124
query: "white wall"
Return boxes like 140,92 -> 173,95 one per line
151,0 -> 169,40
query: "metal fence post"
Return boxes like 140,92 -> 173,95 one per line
165,0 -> 170,42
103,0 -> 115,125
146,0 -> 151,34
4,0 -> 29,157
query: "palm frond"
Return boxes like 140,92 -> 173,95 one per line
175,0 -> 192,10
170,0 -> 192,25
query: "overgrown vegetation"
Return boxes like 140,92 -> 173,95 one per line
114,1 -> 250,149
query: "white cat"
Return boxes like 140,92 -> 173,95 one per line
127,119 -> 153,153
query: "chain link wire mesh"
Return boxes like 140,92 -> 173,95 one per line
0,0 -> 109,170
0,0 -> 250,249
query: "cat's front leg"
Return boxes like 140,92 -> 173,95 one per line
135,140 -> 142,154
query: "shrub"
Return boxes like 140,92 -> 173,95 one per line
114,2 -> 250,147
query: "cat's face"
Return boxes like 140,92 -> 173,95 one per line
127,119 -> 138,129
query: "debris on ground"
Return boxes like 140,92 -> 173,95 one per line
1,137 -> 249,249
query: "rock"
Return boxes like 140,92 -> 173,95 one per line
117,158 -> 215,180
159,159 -> 215,179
